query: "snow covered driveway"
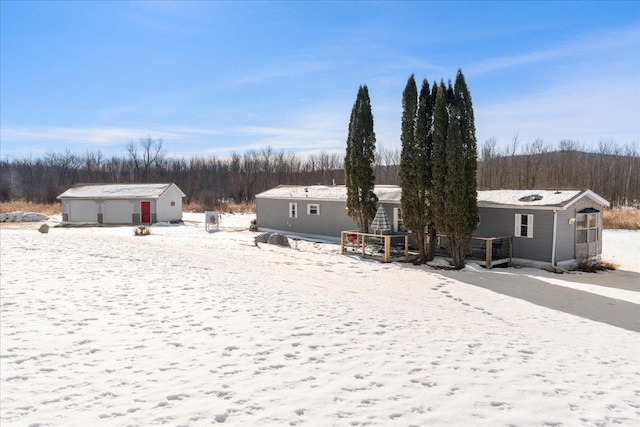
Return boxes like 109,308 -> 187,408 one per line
1,215 -> 639,426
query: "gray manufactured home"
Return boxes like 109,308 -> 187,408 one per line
57,183 -> 185,224
256,185 -> 609,267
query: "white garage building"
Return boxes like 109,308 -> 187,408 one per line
57,183 -> 185,224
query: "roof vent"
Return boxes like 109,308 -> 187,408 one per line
518,194 -> 543,202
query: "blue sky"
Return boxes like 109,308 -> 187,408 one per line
1,1 -> 639,160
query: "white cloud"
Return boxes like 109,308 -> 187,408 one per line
475,72 -> 640,147
1,126 -> 180,147
466,25 -> 640,76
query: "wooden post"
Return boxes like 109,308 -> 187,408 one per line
362,233 -> 367,257
508,236 -> 513,266
384,236 -> 391,263
340,232 -> 345,255
485,239 -> 492,268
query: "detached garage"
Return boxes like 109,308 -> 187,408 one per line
57,183 -> 185,224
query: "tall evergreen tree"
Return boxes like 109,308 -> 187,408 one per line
432,70 -> 478,269
453,69 -> 479,234
400,75 -> 434,263
430,81 -> 449,238
345,85 -> 378,232
440,104 -> 470,269
418,79 -> 438,261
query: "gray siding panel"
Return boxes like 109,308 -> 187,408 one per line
556,210 -> 575,262
474,207 -> 554,262
256,197 -> 359,239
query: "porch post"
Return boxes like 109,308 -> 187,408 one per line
485,239 -> 492,268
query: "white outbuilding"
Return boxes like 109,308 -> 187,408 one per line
57,183 -> 186,224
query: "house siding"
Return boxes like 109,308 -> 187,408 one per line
475,207 -> 555,262
156,187 -> 183,222
555,209 -> 575,262
256,197 -> 359,239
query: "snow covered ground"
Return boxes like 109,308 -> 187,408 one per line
1,213 -> 639,426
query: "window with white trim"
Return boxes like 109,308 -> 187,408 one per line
289,202 -> 297,218
515,214 -> 534,238
307,203 -> 320,215
576,212 -> 599,243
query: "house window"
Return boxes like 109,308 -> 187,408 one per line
171,201 -> 175,206
576,212 -> 599,243
515,214 -> 534,238
307,203 -> 320,215
289,202 -> 298,218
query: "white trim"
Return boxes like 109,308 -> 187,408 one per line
289,202 -> 298,218
392,207 -> 405,232
307,203 -> 320,215
551,209 -> 558,266
563,190 -> 610,209
515,214 -> 534,238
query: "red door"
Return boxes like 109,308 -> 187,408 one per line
141,201 -> 151,223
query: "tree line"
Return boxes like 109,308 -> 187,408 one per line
1,139 -> 637,211
477,138 -> 640,208
0,139 -> 346,207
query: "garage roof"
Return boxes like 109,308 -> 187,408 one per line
57,183 -> 185,199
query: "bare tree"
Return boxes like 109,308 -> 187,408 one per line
126,137 -> 167,182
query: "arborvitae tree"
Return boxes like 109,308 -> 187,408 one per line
345,85 -> 378,232
430,81 -> 449,238
399,75 -> 422,258
431,69 -> 479,269
418,79 -> 437,261
430,81 -> 438,110
454,69 -> 479,237
440,104 -> 470,269
400,75 -> 434,263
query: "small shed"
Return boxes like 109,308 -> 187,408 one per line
57,183 -> 185,224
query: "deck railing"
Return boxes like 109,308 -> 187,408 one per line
341,230 -> 512,268
435,235 -> 512,268
340,231 -> 410,263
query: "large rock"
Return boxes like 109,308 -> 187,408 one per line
254,232 -> 273,244
38,224 -> 50,234
267,233 -> 290,247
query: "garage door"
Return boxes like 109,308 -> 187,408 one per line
103,200 -> 132,224
69,200 -> 98,223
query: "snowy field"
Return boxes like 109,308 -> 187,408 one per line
1,213 -> 639,426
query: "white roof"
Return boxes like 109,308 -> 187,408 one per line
258,186 -> 609,210
255,185 -> 402,202
57,183 -> 185,199
478,189 -> 609,209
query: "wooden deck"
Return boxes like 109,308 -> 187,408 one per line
341,230 -> 512,268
